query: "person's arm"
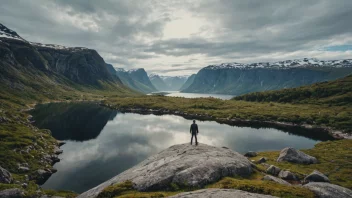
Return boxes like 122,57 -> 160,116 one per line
196,124 -> 199,133
190,125 -> 192,133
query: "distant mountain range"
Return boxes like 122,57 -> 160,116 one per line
0,23 -> 135,99
182,59 -> 352,95
149,74 -> 189,91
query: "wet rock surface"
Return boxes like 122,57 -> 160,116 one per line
169,188 -> 278,198
277,147 -> 317,164
79,143 -> 253,198
304,182 -> 352,198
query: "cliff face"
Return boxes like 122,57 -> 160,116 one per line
183,62 -> 352,95
116,68 -> 157,93
0,23 -> 126,94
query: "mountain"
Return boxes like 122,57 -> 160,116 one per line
180,74 -> 196,91
233,74 -> 352,106
0,23 -> 135,99
116,68 -> 157,93
149,74 -> 169,91
149,74 -> 189,91
105,63 -> 117,76
182,59 -> 352,95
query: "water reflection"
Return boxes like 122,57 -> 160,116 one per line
30,103 -> 334,193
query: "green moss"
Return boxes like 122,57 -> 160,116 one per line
250,139 -> 352,189
43,189 -> 78,198
207,177 -> 315,198
98,181 -> 135,198
0,183 -> 21,191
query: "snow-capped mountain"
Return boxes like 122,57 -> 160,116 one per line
0,23 -> 25,41
205,58 -> 352,70
183,58 -> 352,95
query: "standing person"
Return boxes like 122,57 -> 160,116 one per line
190,120 -> 199,145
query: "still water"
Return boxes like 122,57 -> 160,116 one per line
151,91 -> 235,100
30,102 -> 333,193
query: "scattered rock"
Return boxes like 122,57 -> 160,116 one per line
304,182 -> 352,198
168,188 -> 278,198
53,146 -> 63,155
277,147 -> 318,164
262,175 -> 291,185
244,151 -> 258,157
78,143 -> 253,198
257,157 -> 267,163
304,170 -> 330,183
278,170 -> 298,181
21,183 -> 28,188
30,169 -> 54,185
0,166 -> 13,184
18,166 -> 30,173
266,165 -> 281,176
0,188 -> 25,198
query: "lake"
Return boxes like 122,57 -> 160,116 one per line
150,91 -> 235,100
29,102 -> 334,193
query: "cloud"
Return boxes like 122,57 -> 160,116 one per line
1,0 -> 351,75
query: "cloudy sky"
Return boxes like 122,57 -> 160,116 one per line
1,0 -> 352,75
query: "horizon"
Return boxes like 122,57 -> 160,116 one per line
1,0 -> 352,76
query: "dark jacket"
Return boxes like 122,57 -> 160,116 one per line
190,123 -> 199,134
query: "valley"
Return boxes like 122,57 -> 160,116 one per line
0,21 -> 351,198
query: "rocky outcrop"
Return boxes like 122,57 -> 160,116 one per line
30,169 -> 57,185
169,188 -> 278,198
79,143 -> 253,198
266,165 -> 281,176
304,170 -> 330,183
257,157 -> 267,163
277,147 -> 317,164
0,166 -> 12,184
278,170 -> 298,181
0,188 -> 25,198
244,151 -> 258,157
304,182 -> 352,198
262,175 -> 291,186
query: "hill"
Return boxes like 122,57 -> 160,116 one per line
233,75 -> 352,106
116,68 -> 157,93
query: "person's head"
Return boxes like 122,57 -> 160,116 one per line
193,120 -> 196,123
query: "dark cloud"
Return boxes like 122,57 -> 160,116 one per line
1,0 -> 351,75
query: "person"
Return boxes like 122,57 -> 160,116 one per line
190,120 -> 199,145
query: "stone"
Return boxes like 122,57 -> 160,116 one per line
21,183 -> 28,188
278,170 -> 298,181
277,147 -> 318,164
30,169 -> 53,185
79,143 -> 253,198
257,157 -> 267,163
244,151 -> 258,157
266,165 -> 281,176
0,188 -> 25,198
304,182 -> 352,198
262,175 -> 291,185
53,146 -> 63,155
304,170 -> 330,183
169,188 -> 278,198
0,166 -> 13,184
18,166 -> 30,173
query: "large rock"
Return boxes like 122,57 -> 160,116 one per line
278,170 -> 298,181
304,182 -> 352,198
304,170 -> 330,183
0,166 -> 12,184
266,165 -> 281,176
262,175 -> 291,186
0,188 -> 25,198
79,143 -> 253,198
169,188 -> 278,198
30,169 -> 55,185
244,151 -> 258,157
277,147 -> 317,164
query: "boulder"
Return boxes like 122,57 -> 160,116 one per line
169,188 -> 278,198
30,169 -> 54,185
79,143 -> 253,198
0,166 -> 13,184
304,182 -> 352,198
0,188 -> 25,198
278,170 -> 298,181
277,147 -> 317,164
263,175 -> 291,185
266,165 -> 281,176
18,166 -> 30,173
257,157 -> 267,163
304,170 -> 330,183
244,151 -> 258,157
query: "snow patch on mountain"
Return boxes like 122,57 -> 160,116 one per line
0,23 -> 26,41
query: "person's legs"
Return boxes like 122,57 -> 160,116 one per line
190,134 -> 193,145
195,134 -> 198,145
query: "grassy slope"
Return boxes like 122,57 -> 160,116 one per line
233,74 -> 352,106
